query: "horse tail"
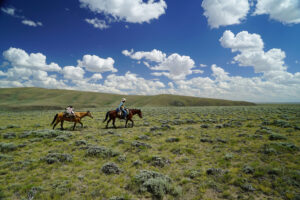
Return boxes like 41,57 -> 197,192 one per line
103,111 -> 109,123
51,114 -> 58,125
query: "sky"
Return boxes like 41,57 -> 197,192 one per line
0,0 -> 300,102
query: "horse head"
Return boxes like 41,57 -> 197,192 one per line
87,111 -> 94,119
137,109 -> 143,118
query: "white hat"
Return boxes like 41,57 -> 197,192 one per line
122,98 -> 126,102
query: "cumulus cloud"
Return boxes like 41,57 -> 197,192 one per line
150,53 -> 196,80
173,64 -> 300,102
220,30 -> 287,74
89,73 -> 103,81
3,47 -> 61,72
123,49 -> 200,80
122,49 -> 166,63
62,66 -> 85,80
79,0 -> 167,23
254,0 -> 300,24
1,46 -> 300,102
22,20 -> 43,27
219,30 -> 264,52
201,0 -> 250,28
85,18 -> 109,29
77,54 -> 117,73
104,71 -> 165,94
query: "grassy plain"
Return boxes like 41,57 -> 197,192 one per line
0,105 -> 299,200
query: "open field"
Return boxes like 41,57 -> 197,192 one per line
0,88 -> 255,111
0,105 -> 299,200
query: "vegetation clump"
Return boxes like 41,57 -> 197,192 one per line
101,162 -> 122,174
86,146 -> 119,158
131,141 -> 152,149
269,133 -> 287,140
165,137 -> 180,143
3,132 -> 16,139
272,119 -> 291,128
74,140 -> 87,146
243,165 -> 255,174
148,156 -> 171,167
132,170 -> 180,199
0,142 -> 17,152
42,153 -> 72,164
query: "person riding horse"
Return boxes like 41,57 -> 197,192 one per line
117,98 -> 127,119
64,105 -> 75,119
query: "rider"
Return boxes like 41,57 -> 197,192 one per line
65,105 -> 75,118
118,98 -> 127,119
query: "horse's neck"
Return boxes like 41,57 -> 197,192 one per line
130,109 -> 138,115
77,112 -> 87,118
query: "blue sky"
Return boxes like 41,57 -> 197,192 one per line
0,0 -> 300,102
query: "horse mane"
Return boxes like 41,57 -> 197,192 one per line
130,108 -> 140,112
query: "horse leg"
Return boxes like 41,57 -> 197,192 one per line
80,121 -> 83,128
73,122 -> 76,131
125,119 -> 129,128
53,121 -> 59,130
60,120 -> 64,130
106,118 -> 111,129
113,118 -> 116,129
130,119 -> 134,128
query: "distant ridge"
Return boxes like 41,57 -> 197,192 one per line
0,87 -> 255,110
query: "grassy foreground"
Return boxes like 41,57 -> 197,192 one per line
0,105 -> 299,199
0,87 -> 255,111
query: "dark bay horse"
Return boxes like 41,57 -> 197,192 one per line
103,109 -> 142,128
51,111 -> 93,130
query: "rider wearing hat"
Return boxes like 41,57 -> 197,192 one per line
118,98 -> 127,119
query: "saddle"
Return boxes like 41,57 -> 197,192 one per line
117,109 -> 129,119
64,112 -> 75,119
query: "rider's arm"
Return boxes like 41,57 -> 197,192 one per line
118,102 -> 123,109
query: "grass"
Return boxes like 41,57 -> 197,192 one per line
0,87 -> 255,111
0,105 -> 299,199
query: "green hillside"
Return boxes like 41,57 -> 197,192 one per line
0,87 -> 255,110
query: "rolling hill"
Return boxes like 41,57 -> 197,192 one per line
0,87 -> 255,110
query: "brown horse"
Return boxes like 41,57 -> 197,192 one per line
51,111 -> 93,130
103,109 -> 142,128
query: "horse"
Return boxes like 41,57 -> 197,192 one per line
51,111 -> 93,130
103,109 -> 142,128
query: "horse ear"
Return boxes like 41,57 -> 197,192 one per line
87,110 -> 90,113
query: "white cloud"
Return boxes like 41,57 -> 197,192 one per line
3,47 -> 61,72
104,71 -> 165,94
219,30 -> 264,52
143,61 -> 150,68
122,49 -> 166,63
168,82 -> 174,88
200,64 -> 207,67
201,0 -> 250,28
1,7 -> 16,16
172,64 -> 300,102
220,30 -> 287,74
1,46 -> 300,102
22,20 -> 43,27
62,66 -> 85,80
123,49 -> 198,80
254,0 -> 300,24
89,73 -> 103,82
77,54 -> 117,73
85,18 -> 109,29
192,69 -> 204,74
79,0 -> 167,23
0,71 -> 6,76
150,53 -> 196,80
